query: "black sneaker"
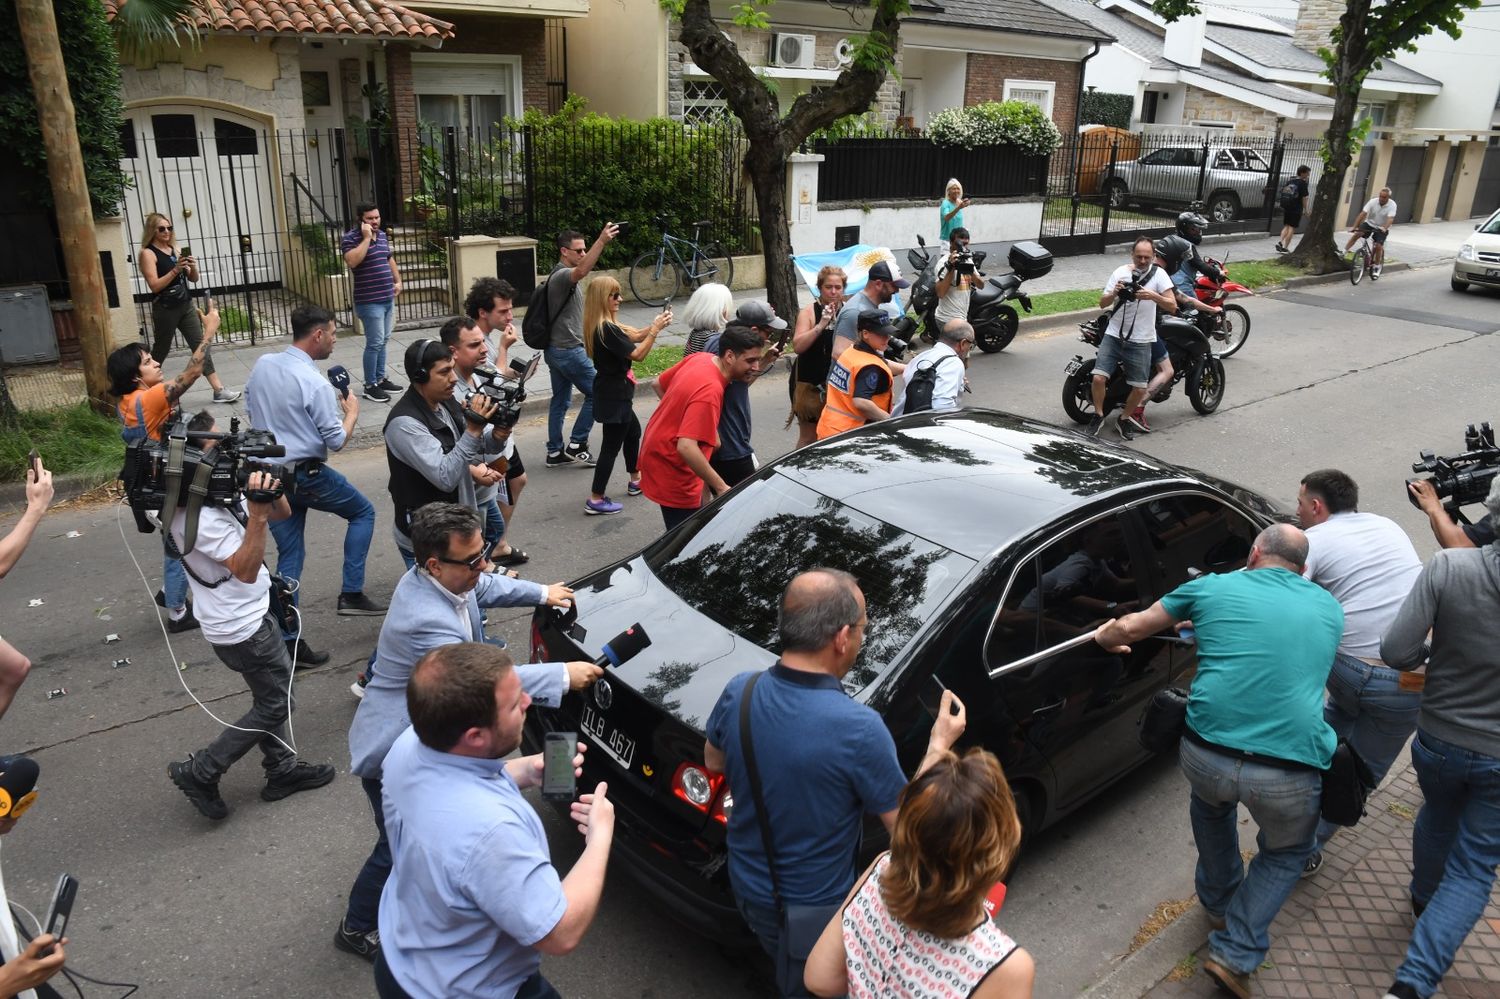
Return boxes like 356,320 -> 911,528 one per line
377,377 -> 403,393
1086,415 -> 1103,437
362,384 -> 391,402
261,761 -> 336,802
1115,418 -> 1137,441
565,442 -> 596,466
1274,242 -> 1287,253
167,604 -> 201,634
545,449 -> 575,468
334,918 -> 381,962
1301,849 -> 1323,878
287,638 -> 331,667
337,591 -> 388,616
168,757 -> 228,820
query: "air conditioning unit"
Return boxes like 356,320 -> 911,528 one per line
771,33 -> 816,70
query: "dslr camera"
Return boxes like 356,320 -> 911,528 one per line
1408,422 -> 1500,512
1115,269 -> 1151,302
463,354 -> 542,429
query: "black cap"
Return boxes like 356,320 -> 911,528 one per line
857,313 -> 899,337
867,261 -> 910,289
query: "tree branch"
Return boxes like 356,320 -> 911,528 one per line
678,0 -> 780,140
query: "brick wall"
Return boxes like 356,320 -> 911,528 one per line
963,54 -> 1081,136
439,14 -> 549,112
385,46 -> 417,206
1179,85 -> 1281,135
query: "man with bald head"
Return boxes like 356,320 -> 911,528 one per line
702,569 -> 965,996
892,318 -> 973,416
1097,524 -> 1343,998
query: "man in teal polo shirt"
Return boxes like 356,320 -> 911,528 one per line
1096,523 -> 1342,999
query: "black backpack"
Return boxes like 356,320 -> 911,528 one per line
521,272 -> 574,350
1278,179 -> 1301,210
903,353 -> 959,414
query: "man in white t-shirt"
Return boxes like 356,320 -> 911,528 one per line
932,228 -> 986,328
1296,468 -> 1423,873
1091,237 -> 1176,441
1345,187 -> 1396,277
892,320 -> 973,416
165,410 -> 335,822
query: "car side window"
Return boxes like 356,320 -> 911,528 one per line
985,516 -> 1139,671
1180,148 -> 1205,168
1214,150 -> 1237,169
1136,494 -> 1258,594
1139,149 -> 1175,166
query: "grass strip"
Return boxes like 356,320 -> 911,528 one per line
0,403 -> 123,485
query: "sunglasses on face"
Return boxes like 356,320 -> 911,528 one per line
436,548 -> 488,571
609,292 -> 623,300
157,225 -> 174,233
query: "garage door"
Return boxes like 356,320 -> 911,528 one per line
1473,144 -> 1500,219
120,106 -> 281,299
1384,146 -> 1424,223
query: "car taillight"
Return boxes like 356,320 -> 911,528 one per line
531,618 -> 545,663
710,788 -> 733,825
672,763 -> 732,824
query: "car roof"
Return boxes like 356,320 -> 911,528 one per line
769,410 -> 1201,559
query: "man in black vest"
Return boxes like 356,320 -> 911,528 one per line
382,339 -> 510,568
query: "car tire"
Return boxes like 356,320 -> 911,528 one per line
1206,192 -> 1240,224
1104,180 -> 1129,209
1451,276 -> 1470,292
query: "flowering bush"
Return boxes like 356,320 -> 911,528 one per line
926,101 -> 1062,156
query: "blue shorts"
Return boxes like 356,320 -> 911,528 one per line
1151,338 -> 1167,365
1096,335 -> 1151,388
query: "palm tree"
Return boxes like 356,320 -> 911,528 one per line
13,0 -> 194,412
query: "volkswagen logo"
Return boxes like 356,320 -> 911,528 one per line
594,678 -> 614,711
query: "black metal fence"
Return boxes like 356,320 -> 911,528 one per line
1038,130 -> 1322,254
812,136 -> 1048,202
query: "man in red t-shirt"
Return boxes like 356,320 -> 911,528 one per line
640,325 -> 765,530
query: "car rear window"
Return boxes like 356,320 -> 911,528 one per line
644,474 -> 975,692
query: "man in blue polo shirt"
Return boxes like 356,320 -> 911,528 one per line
342,201 -> 403,402
1096,523 -> 1342,999
704,568 -> 965,997
375,642 -> 614,999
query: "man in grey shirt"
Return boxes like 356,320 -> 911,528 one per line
1381,476 -> 1500,999
544,224 -> 616,468
829,260 -> 908,373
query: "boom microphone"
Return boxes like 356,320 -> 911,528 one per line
0,754 -> 40,819
596,624 -> 651,669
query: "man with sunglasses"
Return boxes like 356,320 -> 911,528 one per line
340,503 -> 599,964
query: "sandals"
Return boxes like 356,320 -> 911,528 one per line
493,546 -> 530,567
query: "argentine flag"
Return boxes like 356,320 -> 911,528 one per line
791,244 -> 906,317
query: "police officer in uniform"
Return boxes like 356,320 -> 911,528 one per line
816,314 -> 907,440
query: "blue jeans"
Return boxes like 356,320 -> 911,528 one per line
544,345 -> 595,455
1316,652 -> 1421,845
1172,263 -> 1197,299
269,464 -> 375,638
1179,737 -> 1322,975
479,496 -> 505,549
1394,731 -> 1500,996
354,299 -> 395,387
163,555 -> 188,610
345,776 -> 389,932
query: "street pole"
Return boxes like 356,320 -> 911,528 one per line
16,0 -> 113,414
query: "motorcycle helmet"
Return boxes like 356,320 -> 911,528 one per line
1176,211 -> 1207,245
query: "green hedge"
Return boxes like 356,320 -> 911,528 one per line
1080,91 -> 1134,129
0,0 -> 127,217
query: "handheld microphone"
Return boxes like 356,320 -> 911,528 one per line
596,624 -> 651,669
327,365 -> 352,399
0,754 -> 40,819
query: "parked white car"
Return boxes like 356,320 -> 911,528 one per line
1452,209 -> 1500,292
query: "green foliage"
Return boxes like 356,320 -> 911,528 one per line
0,402 -> 125,485
0,0 -> 128,217
217,305 -> 253,334
731,0 -> 773,30
1080,91 -> 1134,129
506,99 -> 748,269
848,30 -> 899,73
635,344 -> 685,379
927,101 -> 1062,156
292,223 -> 344,277
109,0 -> 196,63
808,112 -> 892,142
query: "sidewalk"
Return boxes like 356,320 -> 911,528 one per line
168,216 -> 1475,445
1135,758 -> 1500,998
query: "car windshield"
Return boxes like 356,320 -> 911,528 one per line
1479,214 -> 1500,235
644,473 -> 976,693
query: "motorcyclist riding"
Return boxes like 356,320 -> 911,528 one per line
1155,211 -> 1222,316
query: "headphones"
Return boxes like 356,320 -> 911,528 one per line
404,338 -> 448,385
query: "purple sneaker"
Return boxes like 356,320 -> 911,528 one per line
584,497 -> 623,516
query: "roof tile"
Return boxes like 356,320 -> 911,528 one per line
103,0 -> 454,44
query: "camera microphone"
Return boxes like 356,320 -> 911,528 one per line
0,754 -> 40,819
596,624 -> 651,669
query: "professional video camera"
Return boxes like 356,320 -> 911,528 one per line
464,353 -> 542,429
1408,422 -> 1500,513
122,416 -> 289,546
951,249 -> 977,277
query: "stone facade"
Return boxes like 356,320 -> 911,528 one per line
963,54 -> 1082,136
1293,0 -> 1343,54
1179,85 -> 1282,135
118,38 -> 306,131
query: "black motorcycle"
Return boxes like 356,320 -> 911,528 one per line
896,236 -> 1053,353
1061,313 -> 1226,423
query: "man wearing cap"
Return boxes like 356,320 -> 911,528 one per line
892,319 -> 973,416
817,313 -> 907,439
704,303 -> 785,491
830,260 -> 909,367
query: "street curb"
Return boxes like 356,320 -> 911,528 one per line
0,473 -> 104,510
1082,907 -> 1213,998
1279,261 -> 1411,289
1020,307 -> 1100,333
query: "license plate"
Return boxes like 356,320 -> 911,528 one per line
1064,358 -> 1082,375
580,704 -> 637,770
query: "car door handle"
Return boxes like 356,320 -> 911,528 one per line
1032,699 -> 1065,717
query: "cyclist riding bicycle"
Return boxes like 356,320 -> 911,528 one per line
1344,187 -> 1396,279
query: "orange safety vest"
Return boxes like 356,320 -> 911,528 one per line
817,346 -> 893,439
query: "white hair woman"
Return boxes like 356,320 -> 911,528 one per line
680,283 -> 734,355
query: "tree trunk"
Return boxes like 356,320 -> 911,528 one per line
745,142 -> 800,325
16,0 -> 113,414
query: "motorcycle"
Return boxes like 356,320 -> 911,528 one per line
1061,312 -> 1227,424
1190,255 -> 1253,358
895,235 -> 1054,353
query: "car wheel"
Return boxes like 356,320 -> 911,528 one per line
1207,192 -> 1240,224
1104,180 -> 1129,209
1451,276 -> 1470,292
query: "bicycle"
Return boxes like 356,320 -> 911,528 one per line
628,215 -> 734,306
1347,225 -> 1378,286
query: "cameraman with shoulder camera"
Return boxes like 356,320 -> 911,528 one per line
465,278 -> 530,567
165,410 -> 336,822
933,228 -> 985,330
1409,478 -> 1494,549
1092,237 -> 1176,442
441,316 -> 512,548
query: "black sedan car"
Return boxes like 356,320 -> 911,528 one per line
522,410 -> 1283,940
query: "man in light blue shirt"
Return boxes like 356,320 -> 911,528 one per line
338,503 -> 598,964
374,642 -> 615,999
245,305 -> 383,665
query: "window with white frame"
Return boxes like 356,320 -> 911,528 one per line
683,79 -> 731,124
1003,79 -> 1055,117
411,56 -> 522,135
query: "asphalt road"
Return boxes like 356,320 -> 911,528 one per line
0,263 -> 1494,998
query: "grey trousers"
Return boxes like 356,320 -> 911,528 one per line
191,614 -> 297,781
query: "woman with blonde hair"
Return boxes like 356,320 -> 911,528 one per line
582,276 -> 671,516
138,212 -> 238,403
805,748 -> 1035,999
788,265 -> 846,447
941,178 -> 970,243
680,282 -> 734,355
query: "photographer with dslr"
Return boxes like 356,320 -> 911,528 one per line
1092,237 -> 1176,441
164,410 -> 335,822
464,278 -> 530,567
384,340 -> 510,567
933,228 -> 986,330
